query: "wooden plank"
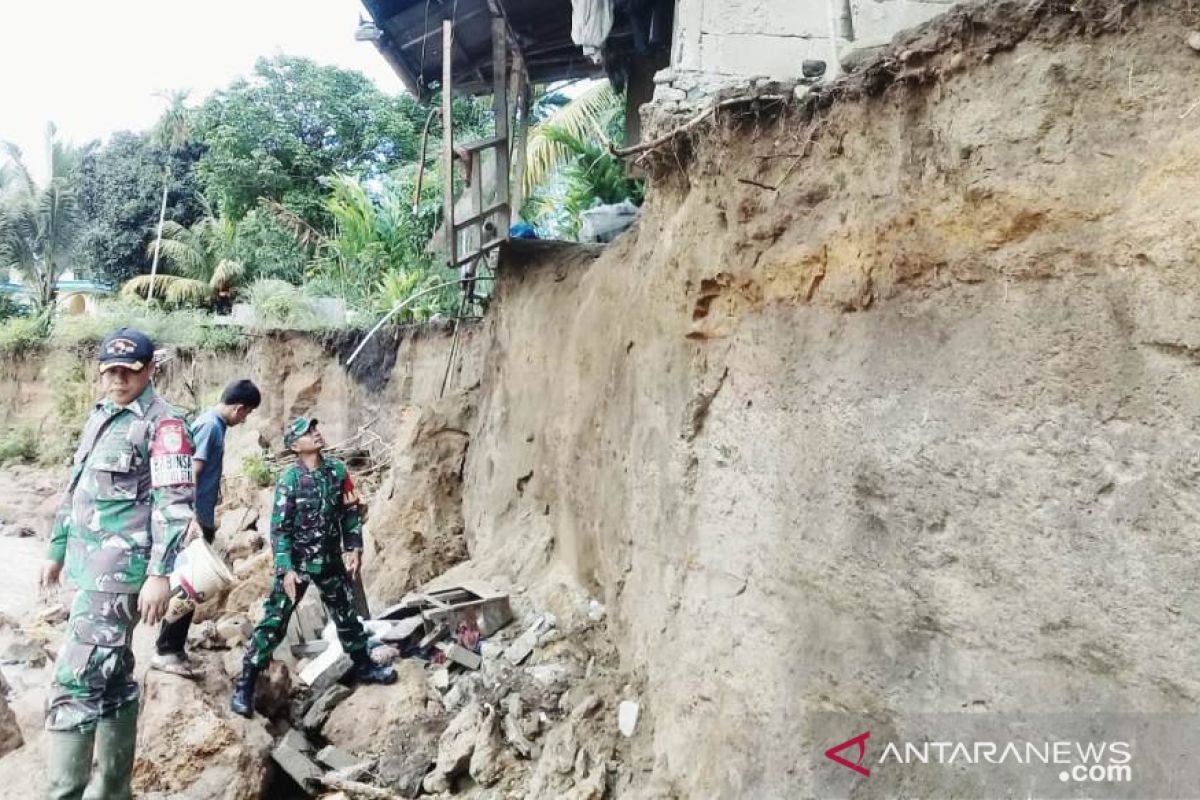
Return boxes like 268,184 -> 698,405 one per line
492,16 -> 511,237
453,237 -> 504,267
460,134 -> 507,154
511,62 -> 529,224
454,200 -> 509,230
442,20 -> 456,268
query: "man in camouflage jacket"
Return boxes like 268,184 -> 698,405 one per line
230,417 -> 395,717
40,328 -> 195,800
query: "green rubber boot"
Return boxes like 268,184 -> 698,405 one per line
47,728 -> 95,800
83,703 -> 137,800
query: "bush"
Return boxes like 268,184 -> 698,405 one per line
51,300 -> 247,353
242,453 -> 278,487
0,294 -> 29,323
0,427 -> 38,464
246,279 -> 320,329
0,316 -> 49,355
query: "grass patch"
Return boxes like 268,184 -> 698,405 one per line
0,427 -> 37,464
242,453 -> 278,487
52,300 -> 248,353
0,316 -> 49,356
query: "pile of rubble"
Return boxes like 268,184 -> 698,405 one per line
143,504 -> 634,800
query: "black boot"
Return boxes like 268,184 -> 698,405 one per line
351,652 -> 397,685
230,663 -> 259,718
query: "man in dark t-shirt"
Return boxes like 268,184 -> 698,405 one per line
151,379 -> 261,676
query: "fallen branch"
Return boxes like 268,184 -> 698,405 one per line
737,177 -> 778,192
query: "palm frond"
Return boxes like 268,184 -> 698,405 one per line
257,197 -> 324,251
210,258 -> 245,292
525,82 -> 621,191
122,274 -> 212,306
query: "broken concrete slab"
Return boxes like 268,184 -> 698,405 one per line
504,614 -> 555,665
299,644 -> 352,696
315,744 -> 361,771
273,730 -> 323,793
434,641 -> 481,670
378,616 -> 424,645
302,684 -> 354,731
618,700 -> 640,737
419,582 -> 514,637
417,623 -> 449,651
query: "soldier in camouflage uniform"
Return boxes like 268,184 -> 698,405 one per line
40,328 -> 195,800
230,417 -> 395,717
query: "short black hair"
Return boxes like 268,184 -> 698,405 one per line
220,379 -> 262,408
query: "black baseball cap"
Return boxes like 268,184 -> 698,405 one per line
98,328 -> 155,373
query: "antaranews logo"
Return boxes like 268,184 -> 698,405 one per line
825,731 -> 871,777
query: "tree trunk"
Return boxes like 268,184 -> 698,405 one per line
147,169 -> 170,301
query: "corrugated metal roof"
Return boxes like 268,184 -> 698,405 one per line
359,0 -> 611,98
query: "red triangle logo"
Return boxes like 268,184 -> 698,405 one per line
825,731 -> 871,777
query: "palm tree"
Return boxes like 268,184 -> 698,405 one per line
0,124 -> 91,316
524,81 -> 622,193
146,90 -> 192,301
122,213 -> 244,309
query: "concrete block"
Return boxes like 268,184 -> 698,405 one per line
379,616 -> 424,644
273,731 -> 322,792
302,684 -> 353,731
299,644 -> 352,696
699,32 -> 828,80
315,744 -> 360,771
436,642 -> 482,671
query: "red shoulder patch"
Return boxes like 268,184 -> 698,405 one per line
151,418 -> 194,487
341,472 -> 359,506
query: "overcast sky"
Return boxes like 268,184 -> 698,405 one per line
0,0 -> 402,180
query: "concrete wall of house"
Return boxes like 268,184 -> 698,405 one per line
655,0 -> 954,103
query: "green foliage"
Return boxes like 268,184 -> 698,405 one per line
38,351 -> 94,465
245,279 -> 319,329
530,126 -> 644,239
51,299 -> 247,352
229,209 -> 307,284
0,315 -> 49,355
242,453 -> 277,487
123,213 -> 246,309
0,427 -> 37,464
0,294 -> 29,322
0,124 -> 95,313
193,56 -> 432,226
75,131 -> 204,285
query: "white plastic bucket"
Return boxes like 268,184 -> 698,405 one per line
163,538 -> 235,622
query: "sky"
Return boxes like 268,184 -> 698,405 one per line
0,0 -> 403,181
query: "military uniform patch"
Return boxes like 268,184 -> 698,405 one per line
150,418 -> 194,487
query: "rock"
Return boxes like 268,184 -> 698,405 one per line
376,719 -> 444,798
801,59 -> 826,78
503,694 -> 535,759
187,620 -> 222,651
0,636 -> 46,667
468,705 -> 505,787
254,660 -> 292,720
216,614 -> 252,647
324,661 -> 441,755
430,668 -> 451,692
431,701 -> 482,782
0,674 -> 23,758
1189,31 -> 1200,52
315,744 -> 363,772
223,648 -> 244,679
133,670 -> 273,798
0,525 -> 36,538
618,700 -> 640,737
35,603 -> 68,625
302,684 -> 353,732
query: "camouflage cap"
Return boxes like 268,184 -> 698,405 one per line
283,417 -> 319,448
98,327 -> 155,373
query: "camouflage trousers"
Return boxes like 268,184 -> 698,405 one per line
244,563 -> 368,669
45,590 -> 140,733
